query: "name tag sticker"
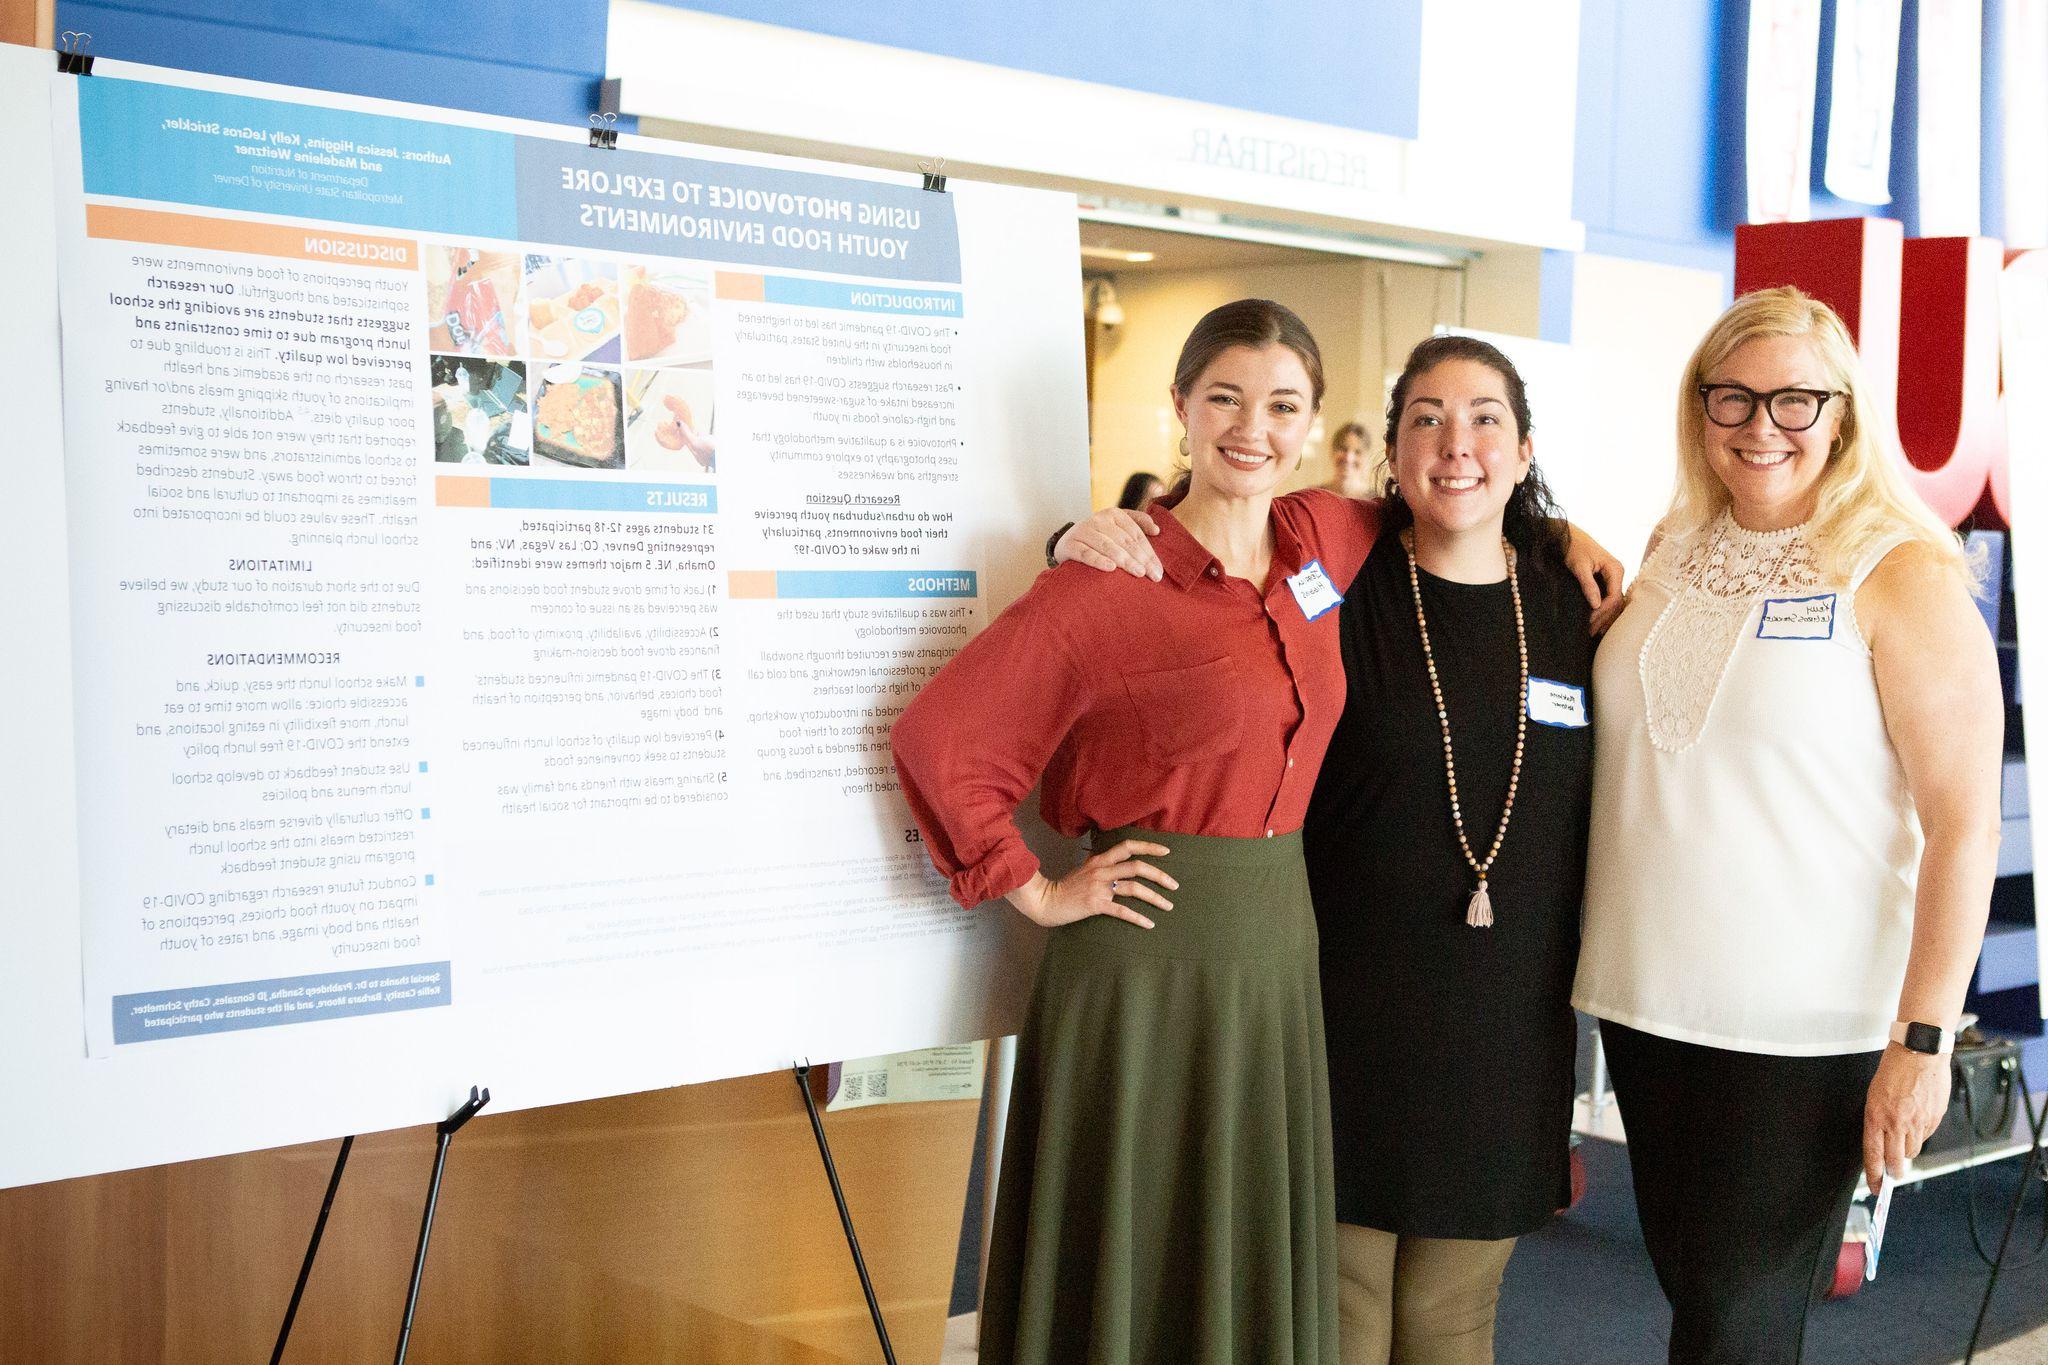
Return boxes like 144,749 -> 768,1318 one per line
1287,559 -> 1343,621
1757,593 -> 1836,640
1527,677 -> 1589,729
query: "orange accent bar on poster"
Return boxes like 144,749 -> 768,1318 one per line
435,477 -> 492,508
727,570 -> 777,599
716,272 -> 766,301
85,205 -> 417,270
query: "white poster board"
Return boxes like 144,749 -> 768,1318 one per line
0,46 -> 1086,1189
1916,0 -> 1983,237
2003,0 -> 2048,249
1747,0 -> 1825,223
1822,0 -> 1903,205
2001,249 -> 2048,1014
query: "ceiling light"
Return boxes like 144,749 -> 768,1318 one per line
1079,246 -> 1157,264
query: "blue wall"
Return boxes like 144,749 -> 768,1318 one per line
648,0 -> 1425,140
1573,0 -> 2013,280
56,0 -> 2012,268
55,0 -> 612,127
56,0 -> 1424,142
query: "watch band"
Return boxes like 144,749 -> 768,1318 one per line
1889,1020 -> 1954,1055
1045,521 -> 1076,569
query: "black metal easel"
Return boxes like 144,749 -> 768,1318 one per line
393,1085 -> 490,1365
793,1061 -> 898,1365
270,1135 -> 355,1364
1963,1063 -> 2047,1364
269,1085 -> 489,1363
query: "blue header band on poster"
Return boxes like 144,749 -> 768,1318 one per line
80,78 -> 519,239
775,569 -> 978,598
77,78 -> 962,283
760,277 -> 965,315
483,479 -> 719,514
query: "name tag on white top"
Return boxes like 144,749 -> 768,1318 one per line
1287,559 -> 1343,621
1527,677 -> 1588,728
1757,593 -> 1836,640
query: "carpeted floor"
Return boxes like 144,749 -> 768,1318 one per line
1498,1136 -> 2048,1364
948,1034 -> 2048,1362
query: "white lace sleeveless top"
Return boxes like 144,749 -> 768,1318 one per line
1573,515 -> 1921,1055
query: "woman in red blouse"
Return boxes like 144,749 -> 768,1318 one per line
893,300 -> 1377,1365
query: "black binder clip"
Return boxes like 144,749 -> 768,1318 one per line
588,112 -> 619,150
919,158 -> 948,194
57,30 -> 94,76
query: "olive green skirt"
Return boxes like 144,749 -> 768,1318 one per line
979,827 -> 1337,1365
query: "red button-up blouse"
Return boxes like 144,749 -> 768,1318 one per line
891,490 -> 1380,908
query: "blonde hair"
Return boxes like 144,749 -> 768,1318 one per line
1662,286 -> 1969,583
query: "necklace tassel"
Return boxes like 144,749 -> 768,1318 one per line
1404,531 -> 1521,935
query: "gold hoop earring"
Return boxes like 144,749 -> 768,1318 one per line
1179,435 -> 1190,458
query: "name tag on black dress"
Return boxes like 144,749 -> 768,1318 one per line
1527,677 -> 1588,728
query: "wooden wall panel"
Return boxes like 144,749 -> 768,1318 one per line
1,1065 -> 981,1363
0,1 -> 53,49
0,1165 -> 166,1363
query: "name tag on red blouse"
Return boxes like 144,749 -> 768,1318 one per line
1287,559 -> 1343,621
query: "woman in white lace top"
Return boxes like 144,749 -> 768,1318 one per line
1574,286 -> 2003,1363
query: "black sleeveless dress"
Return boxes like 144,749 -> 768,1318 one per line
1302,533 -> 1594,1239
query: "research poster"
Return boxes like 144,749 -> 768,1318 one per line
3,52 -> 1083,1186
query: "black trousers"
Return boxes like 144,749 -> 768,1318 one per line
1599,1021 -> 1882,1365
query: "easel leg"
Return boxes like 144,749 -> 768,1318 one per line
271,1134 -> 354,1365
1964,1067 -> 2046,1364
793,1062 -> 898,1365
392,1085 -> 489,1365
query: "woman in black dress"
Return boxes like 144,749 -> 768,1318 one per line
1303,335 -> 1592,1364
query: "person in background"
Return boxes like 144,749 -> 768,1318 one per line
1117,470 -> 1166,510
1325,420 -> 1377,500
1573,286 -> 2002,1364
894,299 -> 1382,1364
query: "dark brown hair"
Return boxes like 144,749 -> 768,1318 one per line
1116,471 -> 1163,509
1172,299 -> 1325,407
1380,334 -> 1567,563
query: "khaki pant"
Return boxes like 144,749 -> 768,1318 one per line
1336,1222 -> 1518,1365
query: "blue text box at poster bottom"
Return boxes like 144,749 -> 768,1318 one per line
111,961 -> 452,1044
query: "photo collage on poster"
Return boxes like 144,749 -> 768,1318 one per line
424,247 -> 717,477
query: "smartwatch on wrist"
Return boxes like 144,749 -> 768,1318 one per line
1045,521 -> 1075,569
1889,1020 -> 1954,1055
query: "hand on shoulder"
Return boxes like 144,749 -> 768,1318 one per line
1054,507 -> 1163,580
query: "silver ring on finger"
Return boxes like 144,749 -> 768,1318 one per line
1109,879 -> 1121,895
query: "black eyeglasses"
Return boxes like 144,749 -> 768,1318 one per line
1697,383 -> 1843,432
